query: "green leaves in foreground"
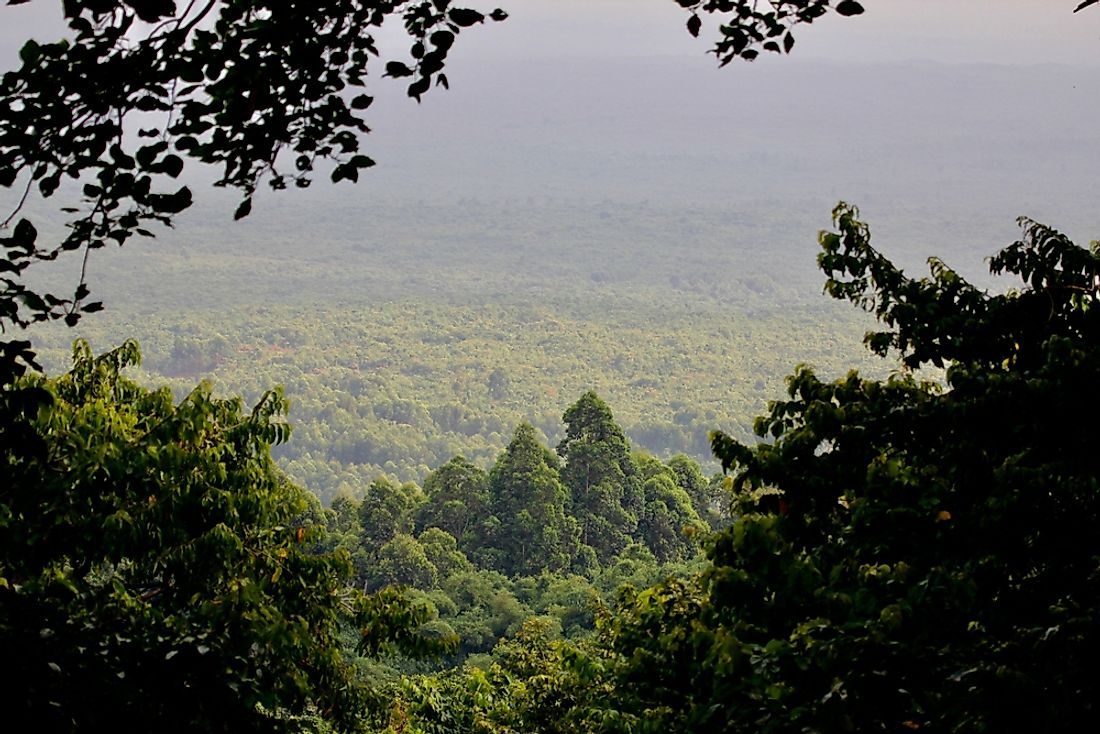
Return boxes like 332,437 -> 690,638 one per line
0,339 -> 448,732
692,206 -> 1100,732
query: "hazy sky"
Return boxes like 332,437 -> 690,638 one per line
2,1 -> 1098,67
1,1 -> 1097,255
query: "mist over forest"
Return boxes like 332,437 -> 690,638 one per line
6,2 -> 1100,731
26,55 -> 1100,495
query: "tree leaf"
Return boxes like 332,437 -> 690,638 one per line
385,61 -> 414,78
234,197 -> 252,221
687,14 -> 702,38
835,1 -> 865,17
448,8 -> 485,27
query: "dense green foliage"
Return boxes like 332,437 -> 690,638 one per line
388,206 -> 1100,733
559,392 -> 644,562
486,423 -> 582,576
0,5 -> 895,726
3,2 -> 1095,732
30,258 -> 882,503
31,284 -> 880,503
0,340 -> 448,731
300,393 -> 719,669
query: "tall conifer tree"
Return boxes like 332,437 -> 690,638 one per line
487,424 -> 581,576
558,392 -> 642,562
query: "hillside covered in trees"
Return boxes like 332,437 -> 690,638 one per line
3,1 -> 1099,733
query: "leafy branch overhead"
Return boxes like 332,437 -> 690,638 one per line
681,0 -> 1094,64
677,0 -> 865,64
0,0 -> 506,340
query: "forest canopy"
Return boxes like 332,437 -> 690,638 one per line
0,2 -> 889,726
2,1 -> 1097,732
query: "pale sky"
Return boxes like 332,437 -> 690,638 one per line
1,1 -> 1098,67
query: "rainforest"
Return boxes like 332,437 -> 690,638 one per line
3,2 -> 1099,732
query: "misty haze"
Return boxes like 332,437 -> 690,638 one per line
4,2 -> 1099,731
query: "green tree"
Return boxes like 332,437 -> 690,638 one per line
512,572 -> 601,638
418,526 -> 476,578
0,340 -> 440,731
486,423 -> 582,576
330,493 -> 364,535
439,568 -> 531,655
667,453 -> 728,530
316,493 -> 373,582
416,455 -> 491,555
359,475 -> 425,555
632,453 -> 705,563
370,533 -> 439,590
577,205 -> 1100,733
558,392 -> 642,562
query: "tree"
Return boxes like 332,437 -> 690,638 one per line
330,493 -> 364,535
315,493 -> 373,582
634,456 -> 705,564
358,475 -> 424,556
0,340 -> 442,731
417,526 -> 476,578
416,455 -> 491,554
667,453 -> 728,530
370,533 -> 439,590
568,205 -> 1100,733
390,616 -> 612,734
485,423 -> 582,577
558,392 -> 642,562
